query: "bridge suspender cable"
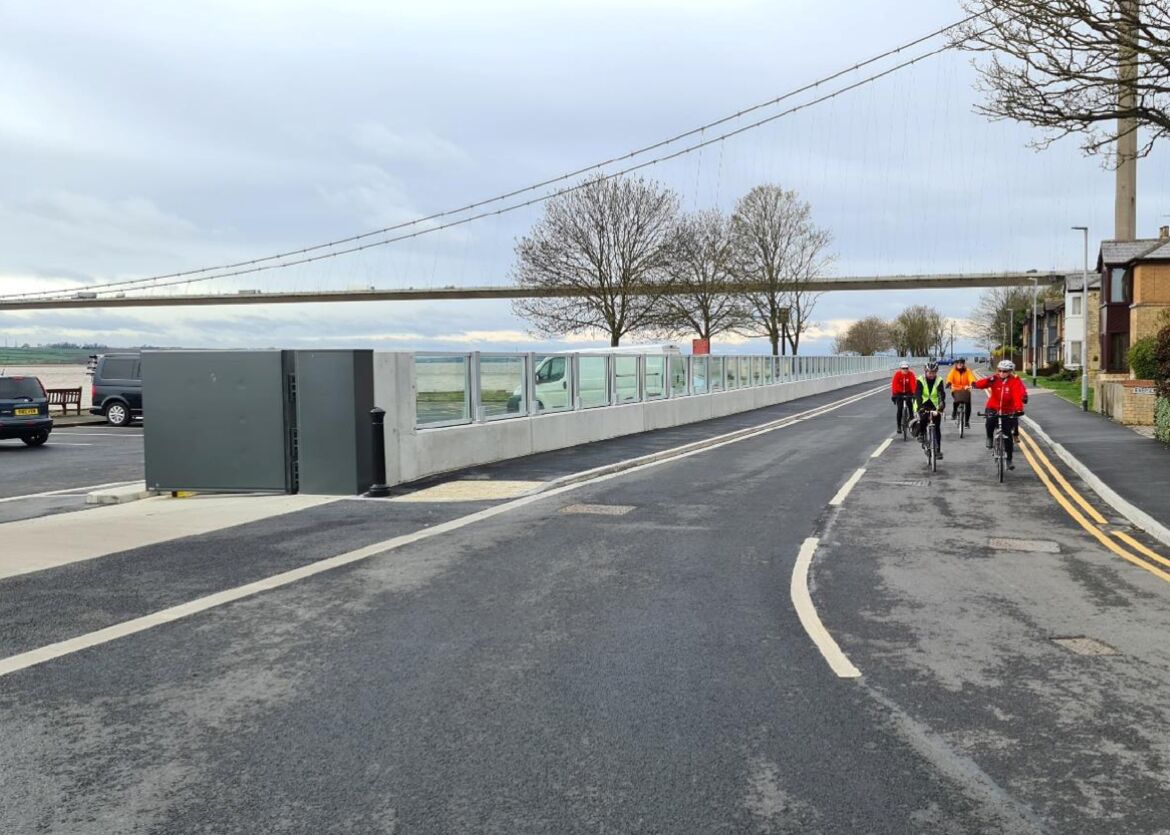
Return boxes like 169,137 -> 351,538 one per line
4,13 -> 987,301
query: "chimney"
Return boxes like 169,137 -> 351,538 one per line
1161,225 -> 1170,240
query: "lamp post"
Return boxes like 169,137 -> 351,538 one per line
1029,277 -> 1039,385
1072,226 -> 1090,411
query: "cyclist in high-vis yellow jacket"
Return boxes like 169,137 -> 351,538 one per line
945,358 -> 975,427
912,361 -> 947,459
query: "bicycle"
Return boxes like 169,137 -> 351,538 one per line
955,399 -> 968,439
918,409 -> 941,472
978,409 -> 1021,483
895,394 -> 914,441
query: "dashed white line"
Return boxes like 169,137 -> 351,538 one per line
790,537 -> 861,679
828,468 -> 866,506
871,438 -> 893,458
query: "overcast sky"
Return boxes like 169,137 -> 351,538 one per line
2,0 -> 1168,354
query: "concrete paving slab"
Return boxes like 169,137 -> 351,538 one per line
0,494 -> 338,580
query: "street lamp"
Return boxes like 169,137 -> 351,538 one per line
1072,226 -> 1090,411
1029,277 -> 1039,386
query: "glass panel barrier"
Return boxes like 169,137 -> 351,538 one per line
693,357 -> 709,393
710,357 -> 724,391
752,357 -> 763,386
615,355 -> 640,403
764,357 -> 774,384
738,357 -> 751,388
533,354 -> 572,413
416,354 -> 471,427
645,355 -> 665,399
479,354 -> 526,420
578,355 -> 610,408
669,355 -> 687,397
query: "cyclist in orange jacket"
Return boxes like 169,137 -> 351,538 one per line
945,357 -> 976,427
890,360 -> 918,435
973,359 -> 1029,469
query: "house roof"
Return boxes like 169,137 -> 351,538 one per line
1063,273 -> 1100,290
1098,237 -> 1170,268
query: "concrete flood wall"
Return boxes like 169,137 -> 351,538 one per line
373,351 -> 889,486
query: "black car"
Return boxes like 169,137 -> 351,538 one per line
0,375 -> 53,446
89,353 -> 142,426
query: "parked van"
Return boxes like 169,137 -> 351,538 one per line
506,344 -> 682,413
89,353 -> 142,426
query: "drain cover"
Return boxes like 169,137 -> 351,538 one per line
988,538 -> 1061,554
561,503 -> 635,516
1051,636 -> 1119,656
880,480 -> 932,487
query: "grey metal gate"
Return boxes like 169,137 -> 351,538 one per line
143,351 -> 297,492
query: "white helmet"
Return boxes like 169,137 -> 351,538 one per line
900,360 -> 910,369
997,359 -> 1015,372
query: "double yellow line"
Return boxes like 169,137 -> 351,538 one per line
1017,429 -> 1170,584
967,369 -> 1170,584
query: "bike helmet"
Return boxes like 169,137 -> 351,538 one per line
997,359 -> 1015,372
956,357 -> 966,363
925,360 -> 939,372
899,360 -> 910,369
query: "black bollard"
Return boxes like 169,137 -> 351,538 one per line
367,407 -> 391,497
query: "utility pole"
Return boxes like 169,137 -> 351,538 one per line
1116,0 -> 1139,240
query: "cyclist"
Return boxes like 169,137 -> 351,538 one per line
911,360 -> 946,459
890,360 -> 918,435
945,357 -> 976,427
973,359 -> 1029,470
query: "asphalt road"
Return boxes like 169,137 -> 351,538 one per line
2,389 -> 1169,833
0,425 -> 143,497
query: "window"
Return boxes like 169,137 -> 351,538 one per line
100,358 -> 137,380
1069,341 -> 1082,364
1070,296 -> 1082,316
1110,268 -> 1128,303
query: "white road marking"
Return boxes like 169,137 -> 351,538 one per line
871,438 -> 893,458
829,468 -> 866,506
0,481 -> 140,505
0,384 -> 887,678
50,432 -> 142,438
790,537 -> 861,679
45,443 -> 94,447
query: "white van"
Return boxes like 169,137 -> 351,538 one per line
507,344 -> 683,412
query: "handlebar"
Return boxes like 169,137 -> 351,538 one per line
977,411 -> 1024,417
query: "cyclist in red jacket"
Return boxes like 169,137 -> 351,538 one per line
890,360 -> 918,435
973,359 -> 1029,469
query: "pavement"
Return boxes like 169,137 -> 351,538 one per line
1022,386 -> 1170,537
2,382 -> 1170,832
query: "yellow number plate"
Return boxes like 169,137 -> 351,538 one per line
14,408 -> 38,416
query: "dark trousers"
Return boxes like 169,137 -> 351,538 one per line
895,396 -> 913,429
986,415 -> 1018,460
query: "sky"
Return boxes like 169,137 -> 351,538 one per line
1,0 -> 1168,355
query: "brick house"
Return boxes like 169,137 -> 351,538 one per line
1097,229 -> 1170,375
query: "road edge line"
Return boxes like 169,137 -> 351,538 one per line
829,468 -> 866,506
790,536 -> 861,679
1022,416 -> 1170,549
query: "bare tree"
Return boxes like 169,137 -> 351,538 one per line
955,1 -> 1169,159
893,305 -> 945,357
730,185 -> 832,355
655,210 -> 750,341
511,175 -> 678,346
970,287 -> 1033,351
837,316 -> 894,356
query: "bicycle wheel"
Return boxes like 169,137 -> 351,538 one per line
901,407 -> 908,441
928,427 -> 937,472
959,404 -> 966,439
996,434 -> 1005,482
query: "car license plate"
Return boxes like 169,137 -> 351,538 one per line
14,408 -> 38,416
